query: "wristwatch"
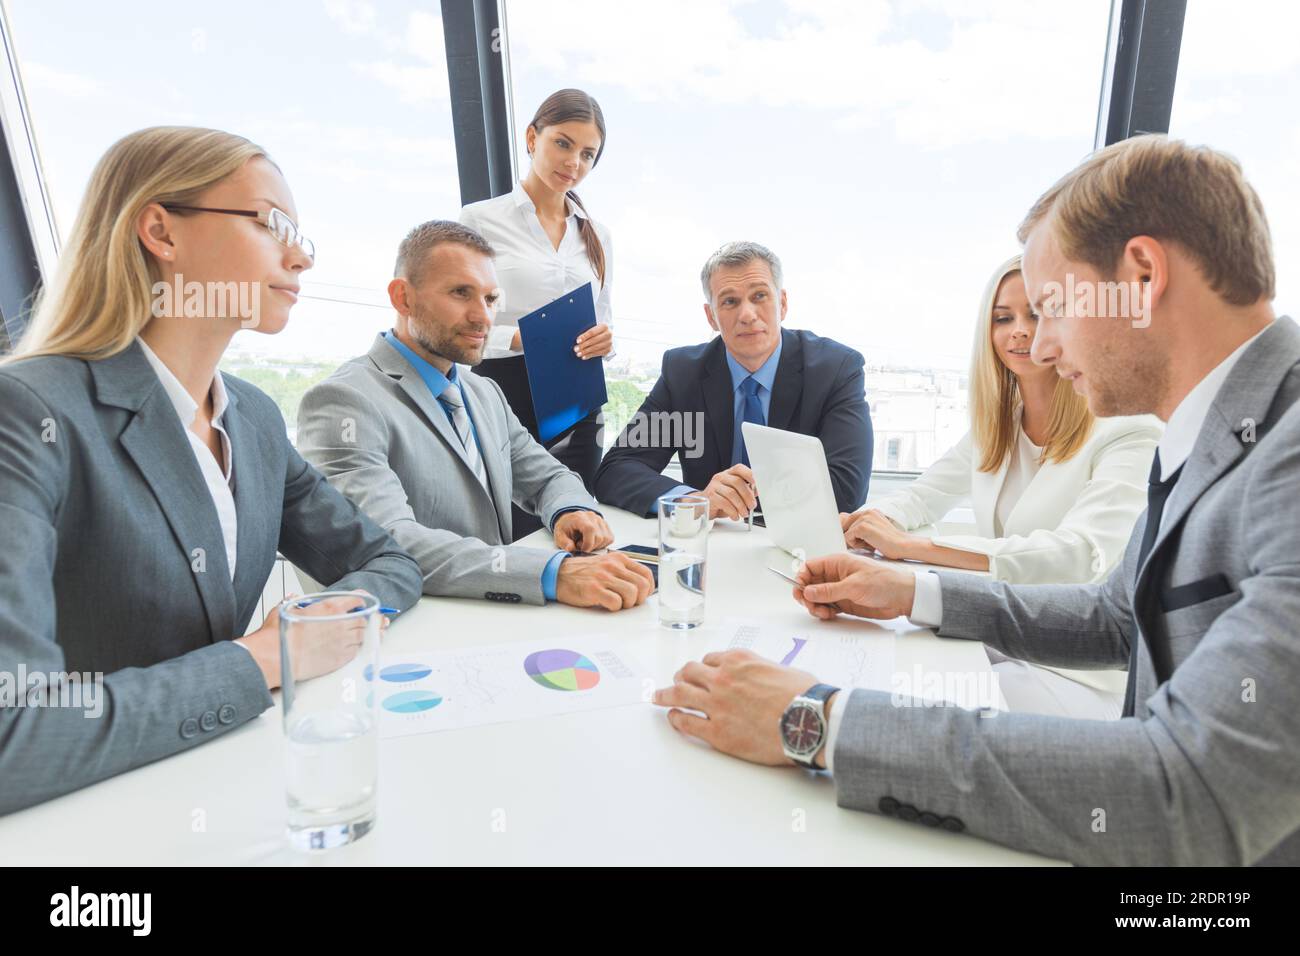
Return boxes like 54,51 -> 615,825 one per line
780,683 -> 840,769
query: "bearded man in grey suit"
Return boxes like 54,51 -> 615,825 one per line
653,136 -> 1300,866
298,221 -> 653,611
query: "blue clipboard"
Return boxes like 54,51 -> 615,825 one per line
516,282 -> 608,442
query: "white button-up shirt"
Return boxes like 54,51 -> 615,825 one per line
459,180 -> 614,359
137,338 -> 238,580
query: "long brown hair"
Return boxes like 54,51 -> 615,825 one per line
528,88 -> 607,284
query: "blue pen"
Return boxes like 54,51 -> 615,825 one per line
294,599 -> 399,616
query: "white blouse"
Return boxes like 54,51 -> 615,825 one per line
993,426 -> 1043,537
459,181 -> 614,360
137,338 -> 237,580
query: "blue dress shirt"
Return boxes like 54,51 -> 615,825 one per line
663,336 -> 783,501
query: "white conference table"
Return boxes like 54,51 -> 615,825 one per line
0,508 -> 1061,866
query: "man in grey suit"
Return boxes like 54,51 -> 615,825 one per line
652,136 -> 1300,865
298,221 -> 654,611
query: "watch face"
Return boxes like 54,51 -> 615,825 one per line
781,702 -> 823,756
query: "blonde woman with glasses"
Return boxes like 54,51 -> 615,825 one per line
842,255 -> 1161,717
0,126 -> 422,815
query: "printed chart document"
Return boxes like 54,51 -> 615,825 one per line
721,618 -> 896,691
373,636 -> 648,739
517,282 -> 608,441
719,617 -> 1002,710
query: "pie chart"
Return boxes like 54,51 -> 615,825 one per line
380,662 -> 433,683
382,690 -> 443,714
524,649 -> 600,692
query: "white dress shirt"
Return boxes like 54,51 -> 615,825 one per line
1156,326 -> 1267,482
825,325 -> 1276,768
137,338 -> 238,579
459,181 -> 614,359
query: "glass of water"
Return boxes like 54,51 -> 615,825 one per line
279,591 -> 381,851
658,494 -> 709,629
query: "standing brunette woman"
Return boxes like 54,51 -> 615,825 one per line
460,89 -> 613,531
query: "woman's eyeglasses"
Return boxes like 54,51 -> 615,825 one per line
159,204 -> 315,260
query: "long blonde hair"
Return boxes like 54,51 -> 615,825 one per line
4,126 -> 269,363
969,255 -> 1094,473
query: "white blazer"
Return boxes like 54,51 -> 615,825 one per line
871,413 -> 1163,585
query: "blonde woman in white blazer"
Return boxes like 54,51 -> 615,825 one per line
844,255 -> 1161,718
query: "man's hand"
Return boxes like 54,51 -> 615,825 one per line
556,552 -> 655,611
697,464 -> 758,520
793,553 -> 916,621
553,510 -> 614,553
574,323 -> 613,359
842,509 -> 918,560
652,649 -> 830,766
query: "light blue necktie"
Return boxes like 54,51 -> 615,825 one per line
736,375 -> 765,467
440,381 -> 489,493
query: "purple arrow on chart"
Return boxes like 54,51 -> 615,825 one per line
780,638 -> 808,667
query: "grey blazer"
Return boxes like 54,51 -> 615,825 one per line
296,333 -> 597,606
0,342 -> 423,817
833,316 -> 1300,865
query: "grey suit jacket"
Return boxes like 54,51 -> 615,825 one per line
833,316 -> 1300,865
296,333 -> 597,605
0,342 -> 423,817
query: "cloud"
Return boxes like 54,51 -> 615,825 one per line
324,2 -> 449,103
16,62 -> 102,98
348,60 -> 449,105
506,0 -> 1107,148
323,0 -> 377,35
1176,0 -> 1300,78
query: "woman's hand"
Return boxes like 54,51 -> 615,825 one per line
236,591 -> 388,690
843,509 -> 920,560
574,323 -> 613,359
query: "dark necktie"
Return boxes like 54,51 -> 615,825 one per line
736,375 -> 766,467
1122,450 -> 1182,717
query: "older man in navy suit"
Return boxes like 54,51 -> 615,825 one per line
594,241 -> 872,518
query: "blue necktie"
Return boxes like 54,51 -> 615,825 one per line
736,375 -> 766,466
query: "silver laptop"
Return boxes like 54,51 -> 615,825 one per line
741,422 -> 847,560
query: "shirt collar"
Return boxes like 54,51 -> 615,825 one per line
511,180 -> 587,221
725,335 -> 783,394
384,330 -> 459,399
1158,326 -> 1269,480
136,336 -> 228,428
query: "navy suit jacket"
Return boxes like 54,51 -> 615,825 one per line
594,328 -> 873,516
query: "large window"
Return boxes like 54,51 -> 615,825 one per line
4,0 -> 460,430
504,0 -> 1111,468
1170,0 -> 1298,322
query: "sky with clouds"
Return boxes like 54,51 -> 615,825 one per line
5,0 -> 1296,371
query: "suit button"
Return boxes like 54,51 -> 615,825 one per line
199,710 -> 218,732
897,804 -> 920,823
878,797 -> 900,816
180,717 -> 199,739
941,816 -> 965,833
510,594 -> 521,603
217,704 -> 236,725
919,812 -> 941,828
